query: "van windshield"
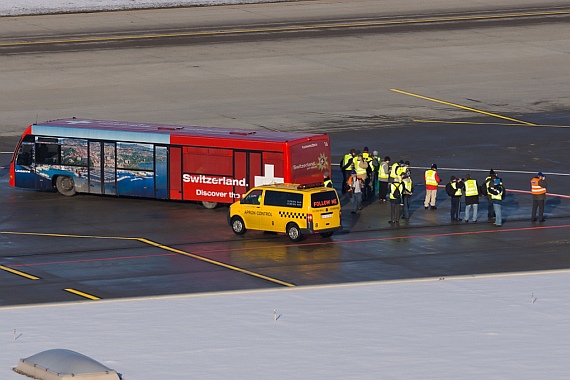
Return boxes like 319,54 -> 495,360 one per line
311,190 -> 339,208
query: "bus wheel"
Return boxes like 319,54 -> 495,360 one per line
56,176 -> 76,196
231,216 -> 246,235
286,223 -> 303,242
202,201 -> 218,209
320,232 -> 334,238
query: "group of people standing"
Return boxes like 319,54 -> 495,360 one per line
339,147 -> 549,225
340,148 -> 413,221
443,170 -> 548,226
444,170 -> 505,226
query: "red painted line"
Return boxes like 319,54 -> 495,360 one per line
506,188 -> 570,199
335,223 -> 570,244
435,185 -> 570,199
6,224 -> 570,268
194,223 -> 570,253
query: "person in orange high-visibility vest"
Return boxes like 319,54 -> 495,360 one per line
531,172 -> 547,222
424,164 -> 441,209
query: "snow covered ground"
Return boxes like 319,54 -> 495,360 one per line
2,1 -> 569,379
3,271 -> 570,379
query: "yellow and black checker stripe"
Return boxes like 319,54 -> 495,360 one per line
278,211 -> 307,219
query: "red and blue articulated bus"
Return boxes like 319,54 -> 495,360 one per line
9,118 -> 332,208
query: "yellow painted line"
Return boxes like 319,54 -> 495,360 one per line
0,265 -> 41,280
391,89 -> 536,126
1,231 -> 295,287
0,230 -> 136,240
1,10 -> 568,48
64,288 -> 101,300
413,119 -> 570,128
137,238 -> 296,287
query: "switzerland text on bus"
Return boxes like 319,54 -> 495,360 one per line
9,118 -> 332,208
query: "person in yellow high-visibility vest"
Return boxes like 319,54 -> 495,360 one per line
463,174 -> 480,223
424,164 -> 441,209
378,156 -> 391,202
487,178 -> 505,226
446,176 -> 464,221
340,149 -> 356,194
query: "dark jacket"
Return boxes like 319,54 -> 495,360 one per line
446,180 -> 464,198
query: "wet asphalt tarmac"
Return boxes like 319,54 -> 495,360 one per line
1,115 -> 569,306
1,0 -> 569,305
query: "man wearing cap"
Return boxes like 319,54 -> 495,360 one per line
424,164 -> 441,210
323,172 -> 333,188
531,172 -> 547,222
446,176 -> 464,221
487,178 -> 505,226
483,169 -> 501,220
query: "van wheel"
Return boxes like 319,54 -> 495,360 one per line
231,216 -> 246,235
56,176 -> 76,196
320,232 -> 334,238
202,201 -> 218,209
286,223 -> 303,242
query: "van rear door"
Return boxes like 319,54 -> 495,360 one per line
310,189 -> 341,231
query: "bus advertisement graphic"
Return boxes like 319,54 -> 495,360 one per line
10,119 -> 332,208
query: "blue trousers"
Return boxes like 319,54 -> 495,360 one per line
493,202 -> 502,225
464,203 -> 478,222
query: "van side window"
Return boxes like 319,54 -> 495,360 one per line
242,189 -> 263,205
264,190 -> 285,206
264,190 -> 303,208
285,193 -> 303,208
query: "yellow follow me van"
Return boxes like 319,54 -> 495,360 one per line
228,183 -> 342,242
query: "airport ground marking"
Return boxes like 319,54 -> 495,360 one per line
8,253 -> 177,267
137,238 -> 295,287
168,223 -> 570,256
1,10 -> 568,48
0,265 -> 40,280
413,120 -> 570,128
0,231 -> 295,287
63,288 -> 101,300
390,88 -> 537,126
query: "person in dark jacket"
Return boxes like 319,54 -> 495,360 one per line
463,174 -> 480,222
488,178 -> 505,226
446,176 -> 464,221
483,169 -> 502,220
401,173 -> 413,220
531,172 -> 548,222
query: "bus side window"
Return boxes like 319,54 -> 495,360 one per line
36,144 -> 59,164
16,146 -> 33,165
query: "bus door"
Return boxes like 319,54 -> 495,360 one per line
35,138 -> 60,191
155,146 -> 168,199
89,141 -> 103,194
169,146 -> 182,200
89,141 -> 117,195
233,151 -> 262,200
103,142 -> 116,195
